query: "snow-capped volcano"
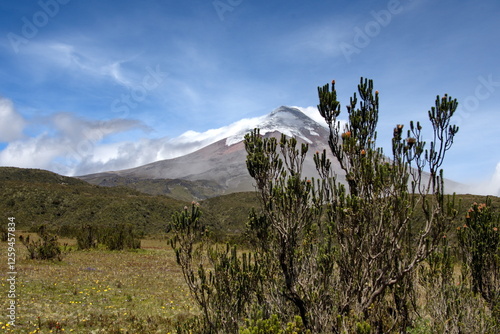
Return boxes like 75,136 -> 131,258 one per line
79,106 -> 335,197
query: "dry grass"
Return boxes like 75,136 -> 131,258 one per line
0,237 -> 198,333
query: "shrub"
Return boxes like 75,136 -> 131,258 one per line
19,225 -> 65,260
169,204 -> 262,333
312,78 -> 459,331
458,199 -> 500,323
76,223 -> 98,250
171,77 -> 461,333
243,78 -> 459,331
99,223 -> 141,250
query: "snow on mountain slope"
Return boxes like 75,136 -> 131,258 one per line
170,106 -> 328,149
225,106 -> 327,146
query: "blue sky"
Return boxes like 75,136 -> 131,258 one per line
0,0 -> 499,195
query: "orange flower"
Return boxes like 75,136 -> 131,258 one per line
494,227 -> 498,232
341,131 -> 351,139
360,149 -> 366,156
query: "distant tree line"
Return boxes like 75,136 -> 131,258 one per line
18,222 -> 142,261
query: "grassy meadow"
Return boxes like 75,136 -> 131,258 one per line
1,237 -> 198,333
1,168 -> 499,333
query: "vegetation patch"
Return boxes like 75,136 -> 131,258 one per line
0,238 -> 197,333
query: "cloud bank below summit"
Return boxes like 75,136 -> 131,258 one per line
0,97 -> 323,176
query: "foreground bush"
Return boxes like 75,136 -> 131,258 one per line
169,78 -> 496,333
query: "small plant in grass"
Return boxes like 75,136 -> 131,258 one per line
0,224 -> 8,241
19,225 -> 65,260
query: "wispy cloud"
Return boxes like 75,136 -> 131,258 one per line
15,40 -> 140,89
275,21 -> 350,62
0,97 -> 26,141
0,99 -> 150,174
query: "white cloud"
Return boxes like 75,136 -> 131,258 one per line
0,97 -> 26,141
491,163 -> 500,196
175,115 -> 265,147
0,104 -> 294,176
464,162 -> 500,197
0,111 -> 148,175
50,112 -> 148,142
0,110 -> 261,176
103,61 -> 132,86
0,135 -> 66,170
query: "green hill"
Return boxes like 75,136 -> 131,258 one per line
0,167 -> 87,185
0,167 -> 258,240
201,191 -> 259,241
1,167 -> 498,242
0,167 -> 187,236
